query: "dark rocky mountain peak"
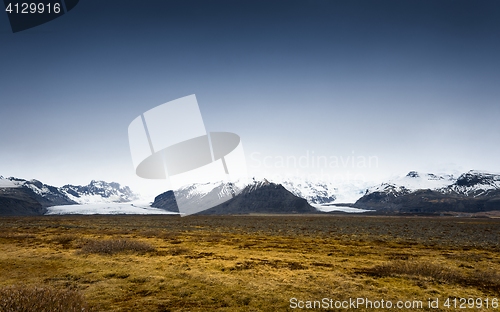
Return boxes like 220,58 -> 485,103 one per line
406,171 -> 419,178
455,171 -> 499,188
152,179 -> 321,215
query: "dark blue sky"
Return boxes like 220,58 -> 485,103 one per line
1,0 -> 499,195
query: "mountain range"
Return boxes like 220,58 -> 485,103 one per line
1,170 -> 500,215
0,176 -> 137,215
353,170 -> 500,214
151,179 -> 320,215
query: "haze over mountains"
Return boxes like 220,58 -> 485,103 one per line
1,170 -> 499,216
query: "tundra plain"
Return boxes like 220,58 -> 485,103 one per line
0,215 -> 499,311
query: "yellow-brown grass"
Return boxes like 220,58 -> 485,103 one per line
0,215 -> 498,311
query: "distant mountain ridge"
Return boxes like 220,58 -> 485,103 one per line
151,179 -> 321,215
3,170 -> 500,216
200,180 -> 320,215
354,170 -> 500,213
274,176 -> 373,204
443,171 -> 500,197
60,180 -> 137,204
0,176 -> 138,215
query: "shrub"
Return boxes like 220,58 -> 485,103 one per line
167,247 -> 191,256
365,260 -> 461,283
0,284 -> 93,312
79,238 -> 155,255
364,260 -> 500,293
52,234 -> 78,245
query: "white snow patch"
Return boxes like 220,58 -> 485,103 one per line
313,204 -> 374,213
0,177 -> 20,188
65,194 -> 131,205
46,203 -> 176,215
331,182 -> 373,203
24,183 -> 50,196
367,172 -> 456,195
275,176 -> 373,204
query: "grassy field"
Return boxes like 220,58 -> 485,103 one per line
0,215 -> 499,311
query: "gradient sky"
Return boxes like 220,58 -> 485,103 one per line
1,0 -> 499,198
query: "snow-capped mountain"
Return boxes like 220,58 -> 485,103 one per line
442,170 -> 500,197
0,176 -> 76,215
152,178 -> 319,215
354,170 -> 500,213
363,170 -> 500,198
152,179 -> 247,213
152,176 -> 370,214
365,171 -> 457,197
153,177 -> 341,209
0,176 -> 138,204
60,180 -> 137,204
198,179 -> 319,215
0,176 -> 77,206
173,180 -> 243,215
0,176 -> 139,215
